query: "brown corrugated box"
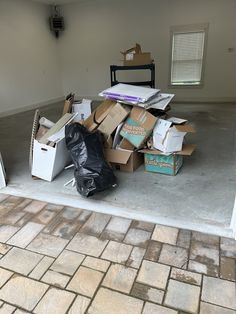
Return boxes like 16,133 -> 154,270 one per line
62,93 -> 75,116
121,43 -> 152,66
83,99 -> 116,132
139,144 -> 196,175
120,107 -> 157,149
98,103 -> 130,137
104,148 -> 143,172
123,53 -> 152,66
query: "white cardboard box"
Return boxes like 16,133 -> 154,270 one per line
72,99 -> 92,122
31,112 -> 76,182
32,137 -> 70,182
0,153 -> 6,189
153,118 -> 195,153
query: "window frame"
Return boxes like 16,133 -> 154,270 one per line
169,23 -> 209,88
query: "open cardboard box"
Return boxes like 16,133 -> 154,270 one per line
98,102 -> 130,137
72,99 -> 92,122
123,53 -> 152,66
104,148 -> 143,172
32,137 -> 71,181
140,144 -> 196,176
62,93 -> 75,116
103,130 -> 143,172
121,43 -> 152,66
84,101 -> 141,172
31,113 -> 75,182
62,94 -> 92,124
153,118 -> 195,153
83,99 -> 117,132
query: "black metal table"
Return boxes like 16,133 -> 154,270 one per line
110,64 -> 155,88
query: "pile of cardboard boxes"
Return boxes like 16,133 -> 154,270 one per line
87,84 -> 195,176
31,83 -> 196,183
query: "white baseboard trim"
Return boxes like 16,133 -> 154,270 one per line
0,96 -> 64,118
1,95 -> 235,118
230,195 -> 236,239
171,97 -> 236,104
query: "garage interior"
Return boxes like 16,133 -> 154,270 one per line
0,0 -> 236,239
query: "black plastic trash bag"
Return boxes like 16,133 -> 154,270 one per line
65,123 -> 117,197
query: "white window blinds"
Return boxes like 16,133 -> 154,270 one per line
171,31 -> 205,85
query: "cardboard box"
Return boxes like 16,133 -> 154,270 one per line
72,99 -> 92,122
120,107 -> 157,148
102,116 -> 143,172
62,93 -> 75,116
121,43 -> 152,66
122,43 -> 142,55
153,118 -> 195,153
123,53 -> 152,66
104,148 -> 143,172
32,113 -> 75,181
83,100 -> 116,132
32,138 -> 70,181
144,154 -> 183,175
0,153 -> 6,189
103,135 -> 113,149
98,103 -> 130,137
140,144 -> 196,176
119,138 -> 135,150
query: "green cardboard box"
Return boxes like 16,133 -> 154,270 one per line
144,154 -> 183,175
120,107 -> 157,148
140,144 -> 196,176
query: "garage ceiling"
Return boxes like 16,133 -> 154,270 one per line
32,0 -> 80,4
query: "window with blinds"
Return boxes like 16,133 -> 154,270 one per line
170,25 -> 208,86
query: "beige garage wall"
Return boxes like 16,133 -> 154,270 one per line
1,0 -> 235,116
0,0 -> 63,116
59,0 -> 236,102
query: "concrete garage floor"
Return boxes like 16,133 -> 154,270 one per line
0,102 -> 236,237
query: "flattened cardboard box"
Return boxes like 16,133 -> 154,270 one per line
120,107 -> 157,149
98,103 -> 130,137
62,93 -> 75,116
104,149 -> 143,172
140,144 -> 196,176
83,99 -> 116,132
